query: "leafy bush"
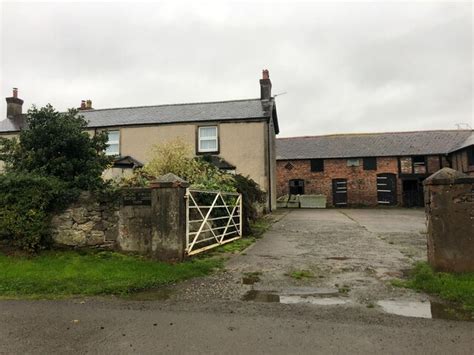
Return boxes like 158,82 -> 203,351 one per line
234,174 -> 266,235
0,105 -> 112,251
0,172 -> 74,251
141,138 -> 236,192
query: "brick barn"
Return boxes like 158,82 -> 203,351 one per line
276,130 -> 474,207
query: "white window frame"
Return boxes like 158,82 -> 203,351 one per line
198,126 -> 218,153
347,158 -> 360,167
105,130 -> 120,156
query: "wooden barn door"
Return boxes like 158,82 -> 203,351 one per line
377,173 -> 397,206
332,179 -> 347,207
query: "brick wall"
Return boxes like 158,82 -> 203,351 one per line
277,157 -> 401,207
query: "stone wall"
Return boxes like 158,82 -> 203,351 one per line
51,178 -> 189,262
51,191 -> 119,247
424,168 -> 474,272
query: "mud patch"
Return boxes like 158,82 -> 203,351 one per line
377,300 -> 473,321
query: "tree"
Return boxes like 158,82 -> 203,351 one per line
0,104 -> 112,251
0,104 -> 111,190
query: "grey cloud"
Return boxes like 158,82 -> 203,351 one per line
1,1 -> 472,136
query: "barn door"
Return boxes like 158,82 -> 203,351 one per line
332,179 -> 347,207
377,173 -> 397,206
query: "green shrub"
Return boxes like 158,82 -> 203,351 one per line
233,174 -> 266,235
0,173 -> 75,251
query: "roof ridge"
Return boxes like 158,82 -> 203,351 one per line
277,129 -> 473,140
78,97 -> 262,113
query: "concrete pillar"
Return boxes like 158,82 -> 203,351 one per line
423,168 -> 474,272
149,173 -> 189,262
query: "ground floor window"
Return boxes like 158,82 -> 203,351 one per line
289,179 -> 305,195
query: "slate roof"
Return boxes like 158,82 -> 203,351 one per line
0,98 -> 277,133
450,131 -> 474,153
276,130 -> 474,160
0,114 -> 26,133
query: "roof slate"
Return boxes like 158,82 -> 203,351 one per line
276,130 -> 474,160
0,98 -> 272,133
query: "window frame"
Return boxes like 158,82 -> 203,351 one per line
347,158 -> 360,167
197,125 -> 219,154
363,157 -> 377,171
105,130 -> 120,156
310,159 -> 324,172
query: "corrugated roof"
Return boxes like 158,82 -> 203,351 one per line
0,98 -> 274,133
276,130 -> 473,160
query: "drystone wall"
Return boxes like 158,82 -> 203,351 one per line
51,191 -> 119,247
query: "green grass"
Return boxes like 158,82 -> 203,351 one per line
288,270 -> 314,280
215,237 -> 256,254
392,262 -> 474,311
0,250 -> 223,298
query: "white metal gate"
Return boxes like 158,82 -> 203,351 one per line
185,189 -> 242,256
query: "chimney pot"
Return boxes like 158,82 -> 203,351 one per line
262,69 -> 269,80
13,88 -> 18,98
80,100 -> 86,110
86,100 -> 92,109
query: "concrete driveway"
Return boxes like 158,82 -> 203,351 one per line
174,208 -> 429,309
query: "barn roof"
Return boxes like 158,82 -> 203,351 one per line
276,130 -> 473,160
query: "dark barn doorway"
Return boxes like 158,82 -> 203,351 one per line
402,179 -> 424,207
377,173 -> 397,206
332,179 -> 348,207
289,179 -> 305,195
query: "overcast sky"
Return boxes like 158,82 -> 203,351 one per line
1,0 -> 472,137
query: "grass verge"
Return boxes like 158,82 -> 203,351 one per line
392,262 -> 474,311
0,250 -> 223,299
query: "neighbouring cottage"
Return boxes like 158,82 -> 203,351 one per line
0,71 -> 280,211
276,130 -> 474,207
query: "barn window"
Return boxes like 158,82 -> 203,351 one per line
467,147 -> 474,166
363,157 -> 377,170
310,159 -> 324,172
289,179 -> 305,195
412,156 -> 426,174
347,158 -> 360,167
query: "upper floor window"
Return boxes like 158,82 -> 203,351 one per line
412,156 -> 426,174
347,158 -> 360,167
310,159 -> 324,172
467,146 -> 474,166
363,157 -> 377,170
198,126 -> 218,153
105,130 -> 120,156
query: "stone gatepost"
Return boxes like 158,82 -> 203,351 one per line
423,168 -> 474,272
149,173 -> 189,262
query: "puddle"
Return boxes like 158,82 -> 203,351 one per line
242,290 -> 350,306
125,288 -> 174,301
377,300 -> 473,321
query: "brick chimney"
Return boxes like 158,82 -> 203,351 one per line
5,88 -> 24,119
86,99 -> 93,109
260,69 -> 272,100
79,100 -> 86,110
